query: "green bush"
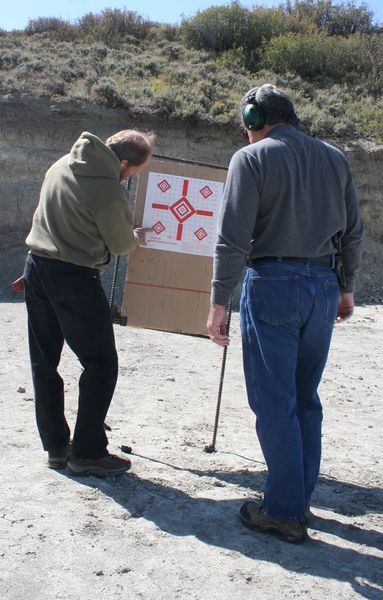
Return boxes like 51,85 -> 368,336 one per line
16,60 -> 45,74
362,33 -> 383,98
78,9 -> 152,46
181,2 -> 263,52
280,0 -> 377,36
93,78 -> 128,108
262,32 -> 372,82
149,23 -> 179,43
151,91 -> 178,118
244,8 -> 288,70
181,2 -> 285,57
160,43 -> 182,60
356,106 -> 383,140
44,80 -> 66,96
0,51 -> 22,69
0,3 -> 382,140
25,17 -> 78,41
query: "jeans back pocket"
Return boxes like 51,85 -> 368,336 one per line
250,275 -> 299,325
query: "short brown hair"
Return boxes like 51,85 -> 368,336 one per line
106,129 -> 156,165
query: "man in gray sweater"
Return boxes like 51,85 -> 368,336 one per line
207,84 -> 363,543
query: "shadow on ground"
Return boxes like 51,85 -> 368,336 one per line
60,460 -> 383,600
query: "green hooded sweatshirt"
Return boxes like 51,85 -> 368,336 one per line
26,131 -> 138,270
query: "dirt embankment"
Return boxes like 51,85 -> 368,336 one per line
1,95 -> 382,302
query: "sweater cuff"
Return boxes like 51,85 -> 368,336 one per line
211,287 -> 231,307
344,276 -> 355,293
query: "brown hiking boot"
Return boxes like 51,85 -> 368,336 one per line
67,453 -> 131,477
47,443 -> 71,469
240,501 -> 307,544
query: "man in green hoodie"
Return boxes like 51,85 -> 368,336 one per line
23,129 -> 154,476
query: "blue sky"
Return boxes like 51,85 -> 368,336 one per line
1,0 -> 382,30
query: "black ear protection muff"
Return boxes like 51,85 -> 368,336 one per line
242,101 -> 265,131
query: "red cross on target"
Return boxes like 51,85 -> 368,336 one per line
152,179 -> 214,241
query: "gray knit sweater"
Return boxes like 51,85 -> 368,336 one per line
211,125 -> 363,305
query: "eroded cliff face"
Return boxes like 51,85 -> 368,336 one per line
1,95 -> 382,300
342,141 -> 383,300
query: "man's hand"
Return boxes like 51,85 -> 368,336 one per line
134,227 -> 152,246
207,304 -> 229,347
11,276 -> 25,293
336,291 -> 354,323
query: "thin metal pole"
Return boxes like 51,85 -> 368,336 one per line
152,152 -> 227,171
109,255 -> 120,308
109,177 -> 133,308
104,178 -> 131,435
204,298 -> 233,453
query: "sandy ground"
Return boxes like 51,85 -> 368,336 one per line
0,300 -> 382,600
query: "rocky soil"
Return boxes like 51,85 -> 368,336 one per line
0,296 -> 382,600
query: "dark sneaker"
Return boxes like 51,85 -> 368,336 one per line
240,501 -> 307,544
67,453 -> 131,477
47,443 -> 71,469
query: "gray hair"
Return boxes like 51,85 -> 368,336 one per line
240,84 -> 299,128
106,129 -> 156,165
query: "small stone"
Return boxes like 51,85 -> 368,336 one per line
166,377 -> 175,382
17,387 -> 26,393
95,571 -> 104,577
117,567 -> 132,574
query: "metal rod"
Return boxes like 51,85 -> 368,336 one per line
105,178 -> 133,433
204,297 -> 233,453
152,153 -> 227,171
109,177 -> 132,308
109,255 -> 120,308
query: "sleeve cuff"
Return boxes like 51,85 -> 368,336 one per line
211,288 -> 231,306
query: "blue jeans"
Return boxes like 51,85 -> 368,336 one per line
240,260 -> 339,522
23,254 -> 118,459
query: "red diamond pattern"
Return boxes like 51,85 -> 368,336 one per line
200,185 -> 213,199
194,227 -> 208,241
157,179 -> 171,193
152,221 -> 165,235
169,198 -> 196,224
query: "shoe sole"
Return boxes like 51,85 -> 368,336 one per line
67,463 -> 131,477
47,443 -> 72,470
239,508 -> 307,545
47,461 -> 68,469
